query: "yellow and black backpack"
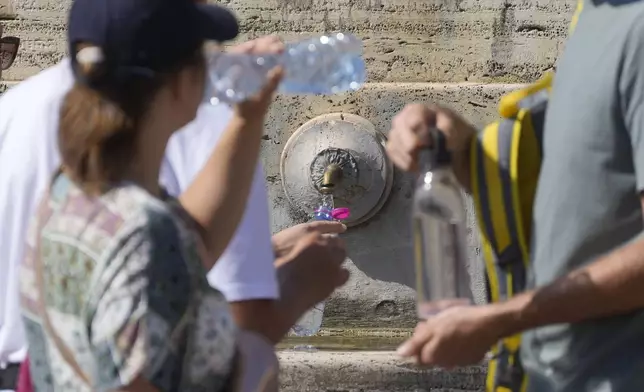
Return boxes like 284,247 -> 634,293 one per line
470,2 -> 584,391
470,71 -> 550,392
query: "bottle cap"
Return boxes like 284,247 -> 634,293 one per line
418,129 -> 451,168
433,131 -> 451,165
331,208 -> 350,220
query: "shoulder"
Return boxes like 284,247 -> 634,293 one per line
104,185 -> 193,252
0,61 -> 73,144
87,186 -> 203,315
0,60 -> 72,109
102,186 -> 204,278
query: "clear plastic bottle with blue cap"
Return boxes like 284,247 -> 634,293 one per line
290,194 -> 335,337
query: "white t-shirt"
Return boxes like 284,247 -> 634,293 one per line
0,60 -> 277,370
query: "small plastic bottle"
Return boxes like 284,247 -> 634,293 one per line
290,196 -> 336,337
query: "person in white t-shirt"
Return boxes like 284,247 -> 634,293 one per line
0,36 -> 348,392
0,23 -> 23,392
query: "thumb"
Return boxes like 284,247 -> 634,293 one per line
307,220 -> 347,235
397,322 -> 432,357
258,66 -> 284,100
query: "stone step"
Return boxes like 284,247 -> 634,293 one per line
279,350 -> 486,391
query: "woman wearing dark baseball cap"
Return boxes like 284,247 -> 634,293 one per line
18,0 -> 283,390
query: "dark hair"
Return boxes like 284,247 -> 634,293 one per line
59,44 -> 205,195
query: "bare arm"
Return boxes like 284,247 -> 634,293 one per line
494,20 -> 644,335
491,199 -> 644,337
179,115 -> 264,268
228,297 -> 306,345
179,70 -> 281,269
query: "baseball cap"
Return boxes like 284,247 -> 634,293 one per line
68,0 -> 239,86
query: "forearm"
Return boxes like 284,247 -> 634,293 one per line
492,233 -> 644,338
229,300 -> 283,345
179,115 -> 264,268
228,297 -> 305,345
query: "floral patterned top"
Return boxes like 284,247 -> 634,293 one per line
19,173 -> 237,391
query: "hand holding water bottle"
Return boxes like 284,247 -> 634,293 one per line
397,304 -> 505,368
226,35 -> 285,121
386,104 -> 476,184
276,232 -> 349,319
272,220 -> 347,259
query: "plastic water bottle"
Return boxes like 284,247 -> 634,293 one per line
290,196 -> 336,337
204,32 -> 366,105
412,131 -> 473,319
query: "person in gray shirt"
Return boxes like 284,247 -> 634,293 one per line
387,0 -> 644,390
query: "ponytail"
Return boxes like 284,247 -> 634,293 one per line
59,43 -> 206,195
58,83 -> 138,195
58,44 -> 162,195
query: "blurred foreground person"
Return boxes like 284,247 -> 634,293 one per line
16,0 -> 346,390
0,24 -> 22,392
0,23 -> 22,392
1,7 -> 348,392
388,0 -> 644,390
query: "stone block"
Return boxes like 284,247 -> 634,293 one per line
279,351 -> 486,391
1,0 -> 576,82
0,0 -> 15,19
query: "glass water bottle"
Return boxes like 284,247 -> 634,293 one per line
412,132 -> 473,319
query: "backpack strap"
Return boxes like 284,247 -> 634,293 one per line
32,194 -> 92,386
471,82 -> 548,392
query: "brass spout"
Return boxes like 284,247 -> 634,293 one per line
320,164 -> 343,194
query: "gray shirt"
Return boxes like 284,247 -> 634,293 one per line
523,1 -> 644,390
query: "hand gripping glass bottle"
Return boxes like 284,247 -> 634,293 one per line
291,164 -> 345,337
412,131 -> 474,319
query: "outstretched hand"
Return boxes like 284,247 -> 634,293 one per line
275,230 -> 349,318
397,305 -> 503,369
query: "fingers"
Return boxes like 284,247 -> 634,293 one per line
321,234 -> 347,264
229,35 -> 284,55
306,220 -> 347,235
264,36 -> 285,55
386,134 -> 419,172
397,321 -> 432,358
335,267 -> 350,287
292,231 -> 346,262
386,103 -> 435,172
240,66 -> 283,115
261,66 -> 284,96
418,338 -> 439,366
229,36 -> 285,116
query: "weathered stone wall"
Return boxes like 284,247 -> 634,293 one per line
1,0 -> 578,329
